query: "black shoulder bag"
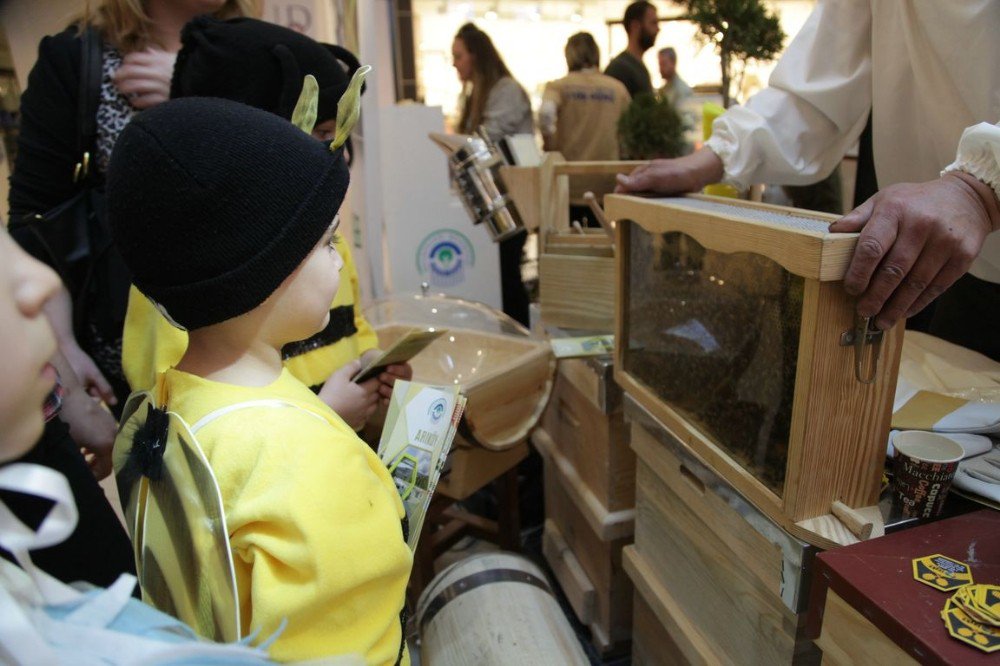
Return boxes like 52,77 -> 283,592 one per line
9,26 -> 131,343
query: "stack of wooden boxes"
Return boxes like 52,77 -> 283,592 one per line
504,158 -> 647,654
533,354 -> 635,655
606,194 -> 904,664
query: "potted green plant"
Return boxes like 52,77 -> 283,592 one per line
618,93 -> 687,160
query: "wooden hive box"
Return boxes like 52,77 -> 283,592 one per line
606,194 -> 904,548
537,437 -> 634,654
624,395 -> 820,665
531,354 -> 635,653
504,156 -> 645,332
538,356 -> 633,511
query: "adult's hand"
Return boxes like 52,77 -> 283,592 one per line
114,47 -> 177,110
829,172 -> 1000,330
50,349 -> 116,479
61,343 -> 116,405
615,147 -> 725,195
61,389 -> 117,480
317,360 -> 381,431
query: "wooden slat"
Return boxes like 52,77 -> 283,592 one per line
539,253 -> 615,331
616,370 -> 785,521
557,358 -> 603,412
784,283 -> 904,520
605,194 -> 856,281
631,462 -> 802,664
533,428 -> 635,539
624,546 -> 724,665
542,520 -> 597,625
632,592 -> 689,665
542,457 -> 634,652
816,591 -> 918,666
540,152 -> 569,248
499,164 -> 542,231
630,424 -> 781,598
540,367 -> 634,511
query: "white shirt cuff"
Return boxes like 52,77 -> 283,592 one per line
942,122 -> 1000,204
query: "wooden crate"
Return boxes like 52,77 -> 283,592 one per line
607,194 -> 904,547
539,435 -> 633,654
625,397 -> 820,665
539,356 -> 633,511
503,156 -> 645,332
539,243 -> 615,332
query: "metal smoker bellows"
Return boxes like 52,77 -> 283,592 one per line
429,129 -> 526,243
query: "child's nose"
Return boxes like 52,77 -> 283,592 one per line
14,248 -> 61,317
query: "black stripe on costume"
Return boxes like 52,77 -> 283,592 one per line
281,305 -> 357,360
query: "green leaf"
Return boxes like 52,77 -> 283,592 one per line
331,64 -> 372,150
291,74 -> 319,135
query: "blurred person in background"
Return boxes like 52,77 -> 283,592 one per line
541,32 -> 630,227
658,46 -> 691,107
605,1 -> 659,99
452,22 -> 533,327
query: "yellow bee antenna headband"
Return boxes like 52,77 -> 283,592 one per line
290,65 -> 373,150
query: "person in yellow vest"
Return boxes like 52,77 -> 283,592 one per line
539,32 -> 630,227
107,95 -> 412,664
121,17 -> 409,430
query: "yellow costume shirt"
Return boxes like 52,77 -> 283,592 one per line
123,238 -> 379,392
152,367 -> 412,664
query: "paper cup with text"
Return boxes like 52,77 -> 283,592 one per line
892,431 -> 964,519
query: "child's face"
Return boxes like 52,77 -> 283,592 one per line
266,216 -> 344,345
311,119 -> 336,143
0,232 -> 60,461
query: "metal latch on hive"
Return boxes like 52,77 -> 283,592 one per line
840,313 -> 884,384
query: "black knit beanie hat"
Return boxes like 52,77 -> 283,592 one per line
106,97 -> 350,330
171,16 -> 362,123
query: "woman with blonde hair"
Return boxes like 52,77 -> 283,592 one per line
3,0 -> 254,588
452,22 -> 532,325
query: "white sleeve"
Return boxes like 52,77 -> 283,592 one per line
706,0 -> 873,187
538,99 -> 558,138
942,122 -> 1000,203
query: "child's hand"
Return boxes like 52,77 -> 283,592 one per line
377,363 -> 413,402
317,360 -> 380,430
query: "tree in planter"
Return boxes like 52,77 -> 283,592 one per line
679,0 -> 785,108
618,93 -> 686,160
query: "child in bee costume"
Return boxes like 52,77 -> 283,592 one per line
121,17 -> 408,431
107,73 -> 412,665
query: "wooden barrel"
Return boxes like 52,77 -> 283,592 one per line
416,552 -> 588,665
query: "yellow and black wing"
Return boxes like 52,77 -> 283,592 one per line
113,393 -> 240,643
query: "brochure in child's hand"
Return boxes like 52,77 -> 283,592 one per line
352,328 -> 447,383
378,380 -> 466,551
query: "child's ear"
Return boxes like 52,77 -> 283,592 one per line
273,44 -> 306,121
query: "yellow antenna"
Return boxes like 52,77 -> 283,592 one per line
331,65 -> 372,150
290,74 -> 319,135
